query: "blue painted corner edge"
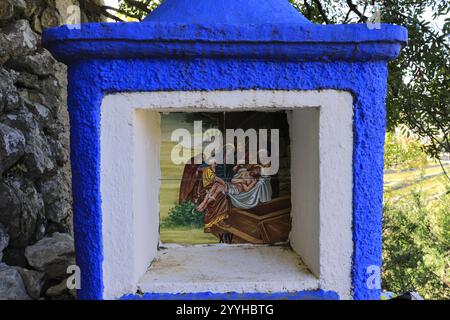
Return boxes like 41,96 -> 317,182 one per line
120,290 -> 340,300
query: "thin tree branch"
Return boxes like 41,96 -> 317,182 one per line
346,0 -> 368,22
343,8 -> 352,23
82,0 -> 124,21
303,0 -> 312,20
312,0 -> 330,24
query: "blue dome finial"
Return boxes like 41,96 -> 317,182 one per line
143,0 -> 311,24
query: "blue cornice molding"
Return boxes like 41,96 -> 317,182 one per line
43,22 -> 407,63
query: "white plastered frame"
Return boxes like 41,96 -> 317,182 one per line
100,90 -> 354,300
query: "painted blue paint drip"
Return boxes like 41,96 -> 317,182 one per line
42,0 -> 407,300
120,290 -> 339,300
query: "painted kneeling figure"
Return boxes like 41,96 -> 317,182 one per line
195,159 -> 228,218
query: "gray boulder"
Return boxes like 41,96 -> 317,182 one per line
45,278 -> 69,298
13,267 -> 46,299
0,1 -> 15,22
27,103 -> 51,127
8,50 -> 57,76
18,89 -> 61,127
45,200 -> 71,224
2,109 -> 56,177
0,0 -> 26,23
0,223 -> 10,253
38,173 -> 70,204
0,224 -> 9,262
48,137 -> 69,167
0,34 -> 10,65
39,77 -> 62,99
15,71 -> 41,91
0,123 -> 26,175
2,247 -> 28,268
0,263 -> 31,300
1,20 -> 38,58
24,127 -> 56,177
18,88 -> 56,114
40,6 -> 61,30
0,67 -> 22,112
0,176 -> 44,248
25,233 -> 75,280
37,173 -> 71,223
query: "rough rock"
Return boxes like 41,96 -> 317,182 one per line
0,176 -> 44,248
23,127 -> 56,177
49,138 -> 69,166
40,6 -> 61,30
1,20 -> 38,58
0,1 -> 15,22
0,224 -> 9,251
45,278 -> 70,298
45,200 -> 71,223
8,50 -> 57,76
0,0 -> 26,24
15,72 -> 41,91
0,67 -> 22,112
0,263 -> 31,300
18,88 -> 58,123
2,109 -> 56,177
0,34 -> 10,65
39,77 -> 62,99
13,266 -> 46,299
45,220 -> 72,235
23,0 -> 42,20
37,173 -> 71,223
38,172 -> 70,200
2,247 -> 28,267
0,122 -> 25,175
24,233 -> 75,280
27,102 -> 51,124
0,223 -> 9,257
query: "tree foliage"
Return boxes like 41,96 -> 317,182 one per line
383,189 -> 450,299
384,130 -> 428,170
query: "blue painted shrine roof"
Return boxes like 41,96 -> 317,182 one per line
143,0 -> 312,25
42,0 -> 407,64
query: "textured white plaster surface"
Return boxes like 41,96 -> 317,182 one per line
317,93 -> 354,300
101,90 -> 353,299
289,108 -> 320,277
133,111 -> 161,286
139,245 -> 319,294
101,96 -> 136,299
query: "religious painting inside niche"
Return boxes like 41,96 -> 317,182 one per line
159,111 -> 291,245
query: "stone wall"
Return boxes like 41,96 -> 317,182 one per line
0,0 -> 103,300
